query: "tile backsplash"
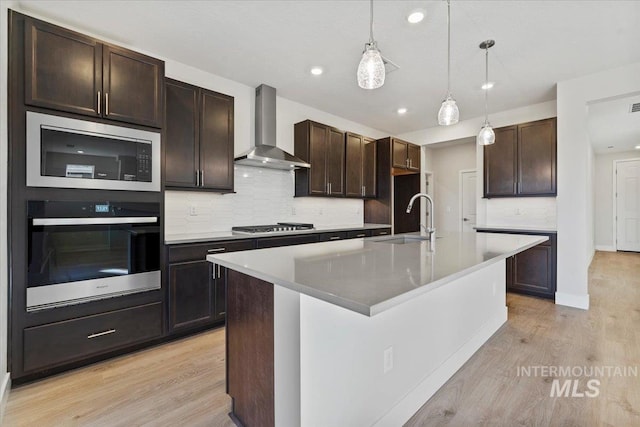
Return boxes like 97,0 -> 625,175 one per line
483,197 -> 557,228
165,165 -> 364,235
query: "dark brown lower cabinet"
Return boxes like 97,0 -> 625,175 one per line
169,260 -> 215,331
318,231 -> 348,242
167,240 -> 255,334
23,302 -> 162,372
370,228 -> 391,236
478,229 -> 556,299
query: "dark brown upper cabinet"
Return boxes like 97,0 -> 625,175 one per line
345,132 -> 377,198
483,118 -> 556,198
391,138 -> 421,173
295,120 -> 345,197
25,17 -> 164,128
164,78 -> 234,192
484,126 -> 518,197
517,119 -> 557,195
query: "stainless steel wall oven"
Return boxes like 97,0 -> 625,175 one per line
27,200 -> 161,311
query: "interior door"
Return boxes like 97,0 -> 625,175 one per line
461,171 -> 477,232
616,159 -> 640,251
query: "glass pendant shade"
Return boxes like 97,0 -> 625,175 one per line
357,44 -> 385,89
438,95 -> 459,126
477,122 -> 495,146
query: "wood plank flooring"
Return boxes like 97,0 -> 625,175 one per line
3,251 -> 640,426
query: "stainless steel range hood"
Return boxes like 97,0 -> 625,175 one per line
234,84 -> 310,170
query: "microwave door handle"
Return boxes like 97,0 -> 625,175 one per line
32,217 -> 159,226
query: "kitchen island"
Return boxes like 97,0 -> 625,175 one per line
208,231 -> 547,427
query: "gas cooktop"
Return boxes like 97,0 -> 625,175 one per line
231,222 -> 315,235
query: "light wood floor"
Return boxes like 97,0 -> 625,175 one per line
4,251 -> 640,426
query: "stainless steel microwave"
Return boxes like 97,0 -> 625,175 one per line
26,111 -> 161,192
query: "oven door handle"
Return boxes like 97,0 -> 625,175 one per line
32,217 -> 159,226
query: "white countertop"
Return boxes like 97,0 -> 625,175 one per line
207,231 -> 547,316
474,224 -> 557,233
165,223 -> 391,244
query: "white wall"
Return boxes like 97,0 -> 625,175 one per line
0,0 -> 16,416
399,100 -> 557,146
426,142 -> 476,232
556,61 -> 640,310
165,166 -> 364,236
594,150 -> 640,250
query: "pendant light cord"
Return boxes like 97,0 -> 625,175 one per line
447,0 -> 451,95
484,45 -> 489,124
369,0 -> 374,43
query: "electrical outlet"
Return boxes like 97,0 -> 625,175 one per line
189,205 -> 197,216
319,207 -> 324,215
383,347 -> 393,374
446,206 -> 452,213
291,206 -> 296,216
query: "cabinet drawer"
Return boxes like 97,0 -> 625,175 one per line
256,234 -> 319,249
346,230 -> 371,239
370,228 -> 391,236
169,239 -> 255,263
24,302 -> 162,372
318,231 -> 348,242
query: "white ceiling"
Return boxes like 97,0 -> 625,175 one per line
588,94 -> 640,153
16,0 -> 640,135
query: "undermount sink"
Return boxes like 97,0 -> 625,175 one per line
373,235 -> 440,244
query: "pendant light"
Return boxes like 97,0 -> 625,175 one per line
357,0 -> 385,89
437,0 -> 459,126
477,40 -> 495,145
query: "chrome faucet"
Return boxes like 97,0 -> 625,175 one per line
406,193 -> 435,240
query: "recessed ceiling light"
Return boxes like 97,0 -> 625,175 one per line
481,82 -> 495,90
397,108 -> 408,115
407,10 -> 425,24
310,67 -> 323,76
635,145 -> 640,150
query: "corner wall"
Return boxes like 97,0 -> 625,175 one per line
556,61 -> 640,309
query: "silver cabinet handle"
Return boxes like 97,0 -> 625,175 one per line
207,248 -> 226,253
329,183 -> 332,194
97,91 -> 101,115
105,92 -> 109,115
201,170 -> 204,187
329,236 -> 341,240
356,233 -> 366,238
196,170 -> 200,187
217,264 -> 221,279
379,231 -> 389,235
326,182 -> 330,194
33,216 -> 158,226
88,329 -> 116,339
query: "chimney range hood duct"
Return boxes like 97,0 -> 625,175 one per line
234,84 -> 311,170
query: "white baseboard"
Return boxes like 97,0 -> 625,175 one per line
555,292 -> 589,310
0,372 -> 10,425
373,307 -> 508,427
595,245 -> 616,252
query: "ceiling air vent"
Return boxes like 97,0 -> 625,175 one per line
382,56 -> 400,74
630,103 -> 640,113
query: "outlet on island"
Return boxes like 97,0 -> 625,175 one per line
189,205 -> 197,216
384,346 -> 394,374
